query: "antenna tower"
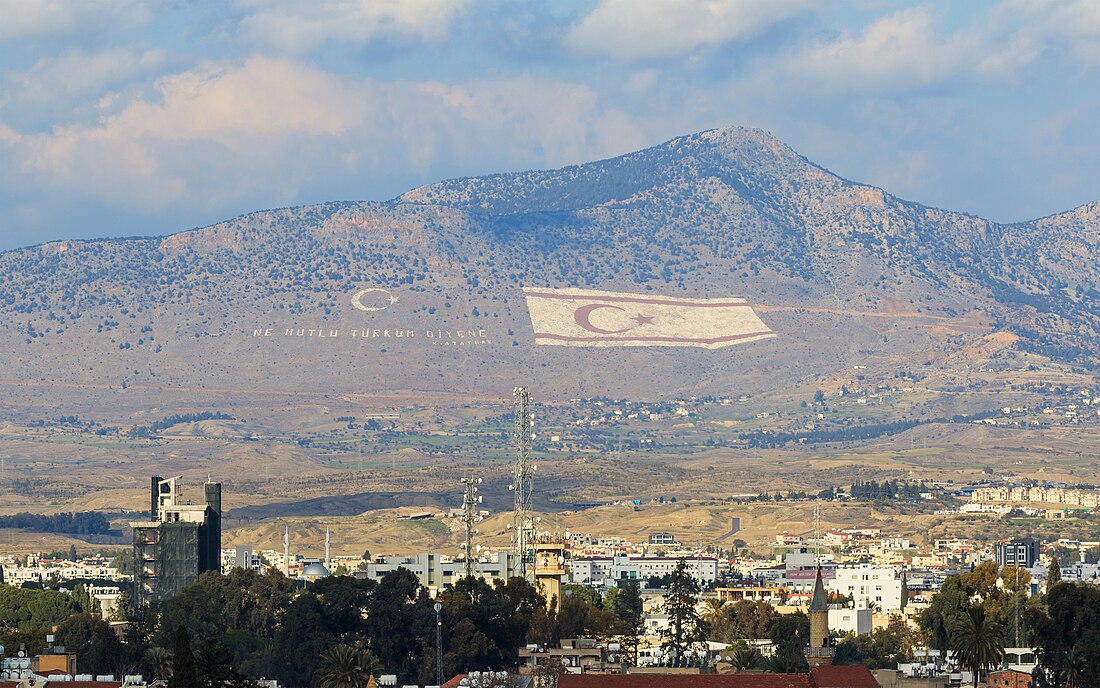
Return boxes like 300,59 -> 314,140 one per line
511,386 -> 535,579
461,477 -> 483,579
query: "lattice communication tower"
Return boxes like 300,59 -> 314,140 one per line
511,386 -> 535,579
461,477 -> 482,579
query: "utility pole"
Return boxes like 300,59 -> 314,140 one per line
434,601 -> 443,685
511,387 -> 535,580
461,477 -> 483,579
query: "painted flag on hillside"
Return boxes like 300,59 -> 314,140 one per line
522,287 -> 776,349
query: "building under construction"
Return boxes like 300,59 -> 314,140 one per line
130,476 -> 221,606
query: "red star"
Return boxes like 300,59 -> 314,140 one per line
632,313 -> 655,326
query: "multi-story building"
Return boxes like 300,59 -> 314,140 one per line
828,565 -> 906,612
222,546 -> 262,573
569,555 -> 718,587
997,537 -> 1040,569
356,551 -> 520,589
130,476 -> 221,605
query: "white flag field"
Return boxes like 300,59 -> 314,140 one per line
522,287 -> 776,349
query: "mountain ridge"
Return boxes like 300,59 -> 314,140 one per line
0,126 -> 1098,414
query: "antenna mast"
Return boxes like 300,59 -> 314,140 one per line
461,477 -> 483,579
511,386 -> 535,580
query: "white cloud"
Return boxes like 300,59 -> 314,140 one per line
995,0 -> 1100,66
565,0 -> 813,61
236,0 -> 471,51
8,49 -> 166,121
775,6 -> 1044,93
4,58 -> 647,214
0,0 -> 151,42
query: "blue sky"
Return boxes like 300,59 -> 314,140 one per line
1,0 -> 1098,250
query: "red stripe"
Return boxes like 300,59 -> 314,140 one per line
532,331 -> 774,344
523,291 -> 751,308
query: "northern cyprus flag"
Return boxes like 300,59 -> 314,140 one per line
522,287 -> 776,349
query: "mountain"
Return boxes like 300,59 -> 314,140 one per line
0,126 -> 1098,417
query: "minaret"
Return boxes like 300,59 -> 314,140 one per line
806,567 -> 834,667
284,526 -> 290,577
325,527 -> 331,570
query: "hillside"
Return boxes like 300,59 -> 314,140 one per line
0,126 -> 1098,417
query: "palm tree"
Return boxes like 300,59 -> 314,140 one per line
1058,647 -> 1089,688
948,606 -> 1005,688
730,647 -> 765,672
145,647 -> 173,682
703,598 -> 726,624
316,645 -> 376,688
765,651 -> 805,674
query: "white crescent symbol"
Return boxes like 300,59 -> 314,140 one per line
574,303 -> 634,334
352,288 -> 391,312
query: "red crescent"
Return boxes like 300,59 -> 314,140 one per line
574,303 -> 634,334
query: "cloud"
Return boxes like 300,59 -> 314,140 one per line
3,58 -> 647,217
565,0 -> 813,61
6,49 -> 166,126
0,0 -> 152,42
236,0 -> 471,51
774,6 -> 1043,93
996,0 -> 1100,66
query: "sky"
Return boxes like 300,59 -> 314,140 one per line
1,0 -> 1099,251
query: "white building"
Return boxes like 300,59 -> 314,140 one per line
359,551 -> 518,589
570,555 -> 718,587
828,607 -> 873,635
828,565 -> 906,612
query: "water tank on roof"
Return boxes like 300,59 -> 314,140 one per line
75,674 -> 94,681
96,675 -> 115,682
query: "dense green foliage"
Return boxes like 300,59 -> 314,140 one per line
1033,583 -> 1100,688
0,511 -> 112,534
0,585 -> 80,653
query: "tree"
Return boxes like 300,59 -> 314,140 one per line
729,646 -> 764,672
710,600 -> 777,642
768,613 -> 809,673
316,644 -> 376,688
1033,583 -> 1100,688
70,584 -> 100,615
69,544 -> 78,561
365,569 -> 433,680
0,586 -> 79,654
55,613 -> 124,677
609,581 -> 644,665
1047,558 -> 1062,595
660,559 -> 709,665
949,606 -> 1004,688
146,647 -> 173,682
702,598 -> 726,625
919,575 -> 973,652
170,626 -> 199,688
197,639 -> 252,688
